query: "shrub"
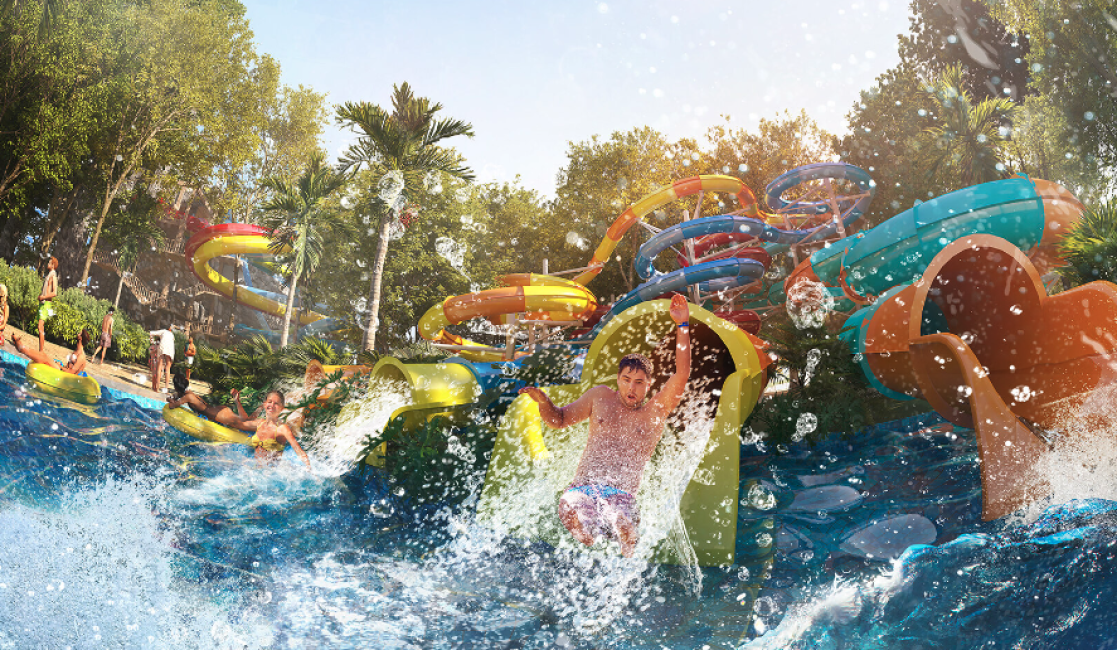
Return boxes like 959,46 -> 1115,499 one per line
0,260 -> 43,325
0,261 -> 150,363
1058,200 -> 1117,288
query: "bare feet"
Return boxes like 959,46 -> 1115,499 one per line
614,514 -> 638,558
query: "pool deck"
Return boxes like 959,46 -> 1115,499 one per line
1,323 -> 213,411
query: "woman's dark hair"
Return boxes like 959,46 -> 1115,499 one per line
79,328 -> 93,347
172,372 -> 189,397
266,389 -> 285,406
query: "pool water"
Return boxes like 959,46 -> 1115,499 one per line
2,356 -> 1117,649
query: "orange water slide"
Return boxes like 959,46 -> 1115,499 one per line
850,235 -> 1117,520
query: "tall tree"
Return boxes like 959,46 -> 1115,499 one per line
258,152 -> 348,347
336,82 -> 475,353
981,0 -> 1117,187
78,0 -> 267,287
900,0 -> 1029,101
839,61 -> 942,227
923,64 -> 1019,188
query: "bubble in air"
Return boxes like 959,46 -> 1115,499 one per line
795,412 -> 818,441
786,279 -> 835,329
377,170 -> 405,205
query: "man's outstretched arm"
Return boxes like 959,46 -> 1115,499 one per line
519,385 -> 602,428
652,294 -> 692,414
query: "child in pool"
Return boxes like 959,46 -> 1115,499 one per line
519,294 -> 692,557
250,390 -> 311,470
12,328 -> 91,376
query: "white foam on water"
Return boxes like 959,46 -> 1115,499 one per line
476,397 -> 719,631
1023,378 -> 1117,521
0,477 -> 273,649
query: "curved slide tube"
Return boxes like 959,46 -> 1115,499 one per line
184,223 -> 326,327
776,176 -> 1083,309
842,235 -> 1117,521
418,274 -> 597,363
763,161 -> 875,247
580,257 -> 768,343
572,175 -> 762,286
477,300 -> 773,565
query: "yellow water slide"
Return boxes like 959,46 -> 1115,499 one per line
476,300 -> 772,565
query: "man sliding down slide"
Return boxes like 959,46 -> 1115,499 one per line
519,294 -> 691,557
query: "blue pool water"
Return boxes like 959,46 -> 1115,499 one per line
2,356 -> 1117,649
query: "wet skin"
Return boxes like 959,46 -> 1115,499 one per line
520,294 -> 692,557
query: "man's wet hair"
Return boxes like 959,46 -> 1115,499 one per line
618,353 -> 652,377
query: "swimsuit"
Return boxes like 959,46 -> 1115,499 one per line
560,484 -> 639,541
249,434 -> 285,453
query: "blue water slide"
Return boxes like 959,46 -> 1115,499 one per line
577,257 -> 767,341
763,162 -> 876,249
634,163 -> 876,281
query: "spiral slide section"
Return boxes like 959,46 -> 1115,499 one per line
184,223 -> 325,327
417,274 -> 598,363
572,175 -> 762,286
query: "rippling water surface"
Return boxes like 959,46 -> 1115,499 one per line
2,357 -> 1116,649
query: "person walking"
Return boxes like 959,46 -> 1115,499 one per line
94,308 -> 114,364
149,326 -> 176,393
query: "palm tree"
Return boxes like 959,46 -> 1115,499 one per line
924,64 -> 1020,188
336,82 -> 475,353
1058,200 -> 1117,288
259,152 -> 348,347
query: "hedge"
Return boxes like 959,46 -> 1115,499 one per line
0,260 -> 149,363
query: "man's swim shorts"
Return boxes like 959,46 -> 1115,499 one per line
559,484 -> 639,540
38,301 -> 53,322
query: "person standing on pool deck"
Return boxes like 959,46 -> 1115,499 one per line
149,325 -> 176,392
37,256 -> 58,351
93,307 -> 114,364
518,293 -> 692,558
0,284 -> 9,347
184,335 -> 196,381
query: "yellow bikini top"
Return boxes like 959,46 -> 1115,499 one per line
248,434 -> 286,453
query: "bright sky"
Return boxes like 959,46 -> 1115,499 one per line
242,0 -> 913,199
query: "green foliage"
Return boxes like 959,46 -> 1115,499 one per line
191,334 -> 348,406
357,415 -> 498,507
743,318 -> 916,448
0,260 -> 146,360
39,301 -> 86,344
1057,200 -> 1117,288
0,260 -> 41,324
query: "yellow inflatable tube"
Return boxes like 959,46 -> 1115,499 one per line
26,363 -> 101,404
418,274 -> 597,363
162,404 -> 252,445
185,224 -> 324,326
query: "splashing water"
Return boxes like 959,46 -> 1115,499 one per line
794,413 -> 817,442
786,280 -> 835,329
802,348 -> 823,386
378,170 -> 404,206
436,236 -> 469,276
313,380 -> 412,476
